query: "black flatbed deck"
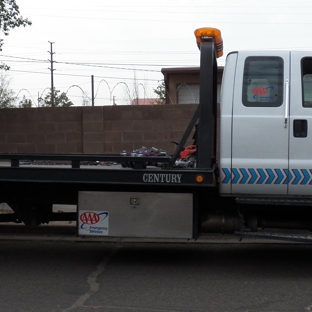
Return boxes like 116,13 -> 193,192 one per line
0,153 -> 215,187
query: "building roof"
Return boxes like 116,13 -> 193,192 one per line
130,98 -> 160,105
161,66 -> 224,76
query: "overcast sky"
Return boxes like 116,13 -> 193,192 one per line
2,0 -> 312,106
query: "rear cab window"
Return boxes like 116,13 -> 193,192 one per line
302,57 -> 312,107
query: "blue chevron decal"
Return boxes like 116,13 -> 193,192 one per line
292,169 -> 301,185
257,169 -> 266,184
302,169 -> 310,185
284,169 -> 291,184
274,169 -> 284,184
221,168 -> 312,186
222,168 -> 231,184
232,168 -> 240,184
240,168 -> 249,184
248,168 -> 258,184
266,169 -> 275,184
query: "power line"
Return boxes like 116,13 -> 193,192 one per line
8,69 -> 161,81
19,12 -> 312,25
0,58 -> 195,69
54,61 -> 160,72
0,56 -> 164,72
0,54 -> 47,63
0,53 -> 197,68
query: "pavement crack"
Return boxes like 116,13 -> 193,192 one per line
62,244 -> 122,312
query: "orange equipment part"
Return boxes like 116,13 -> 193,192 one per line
180,145 -> 196,159
194,27 -> 223,58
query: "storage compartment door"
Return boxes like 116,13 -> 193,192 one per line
78,191 -> 193,239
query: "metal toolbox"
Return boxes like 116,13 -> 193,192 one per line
78,191 -> 193,238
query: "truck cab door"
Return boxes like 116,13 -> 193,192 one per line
230,51 -> 290,195
288,52 -> 312,196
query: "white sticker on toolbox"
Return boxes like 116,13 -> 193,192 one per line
79,210 -> 109,236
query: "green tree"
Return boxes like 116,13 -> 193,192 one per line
0,74 -> 16,108
40,89 -> 74,107
153,80 -> 166,104
0,1 -> 32,70
18,95 -> 32,108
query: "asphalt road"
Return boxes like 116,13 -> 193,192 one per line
0,240 -> 312,312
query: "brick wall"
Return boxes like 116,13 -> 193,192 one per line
0,104 -> 197,155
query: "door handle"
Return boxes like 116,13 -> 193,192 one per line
293,119 -> 308,137
284,79 -> 289,128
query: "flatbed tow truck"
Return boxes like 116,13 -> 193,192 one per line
1,27 -> 312,243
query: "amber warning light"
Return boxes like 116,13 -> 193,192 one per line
196,175 -> 204,183
194,27 -> 223,58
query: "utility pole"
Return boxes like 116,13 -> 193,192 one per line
91,75 -> 95,106
48,41 -> 55,107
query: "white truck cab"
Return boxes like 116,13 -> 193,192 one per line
220,51 -> 312,197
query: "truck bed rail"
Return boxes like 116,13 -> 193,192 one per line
0,153 -> 215,187
0,153 -> 171,169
